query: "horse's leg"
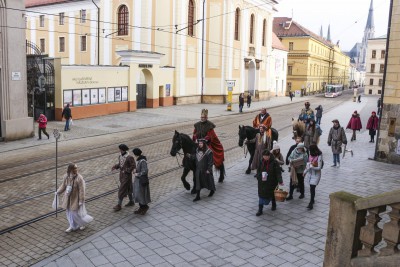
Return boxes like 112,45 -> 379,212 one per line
191,171 -> 197,194
246,144 -> 254,174
181,167 -> 191,191
218,163 -> 225,183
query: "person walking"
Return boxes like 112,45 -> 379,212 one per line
132,148 -> 151,215
62,103 -> 72,131
315,105 -> 323,125
357,94 -> 362,103
346,110 -> 362,141
366,111 -> 379,143
251,125 -> 271,171
36,113 -> 50,140
255,150 -> 283,216
303,119 -> 320,150
298,101 -> 315,127
286,136 -> 302,171
286,143 -> 308,200
303,144 -> 323,210
377,98 -> 382,116
239,93 -> 244,113
328,119 -> 347,167
56,163 -> 93,232
191,139 -> 216,202
111,144 -> 136,212
289,91 -> 293,102
247,93 -> 252,107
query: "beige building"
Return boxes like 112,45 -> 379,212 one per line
0,0 -> 34,140
25,0 -> 280,119
376,0 -> 400,164
364,35 -> 386,95
270,32 -> 288,96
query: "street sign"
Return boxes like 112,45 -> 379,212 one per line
226,80 -> 235,87
11,72 -> 22,81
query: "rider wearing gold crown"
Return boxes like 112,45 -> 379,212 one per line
193,109 -> 225,169
253,108 -> 272,139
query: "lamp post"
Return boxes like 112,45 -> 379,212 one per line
201,0 -> 205,103
53,129 -> 61,217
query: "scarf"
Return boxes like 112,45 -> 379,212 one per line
119,152 -> 129,169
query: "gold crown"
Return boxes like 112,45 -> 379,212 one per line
201,109 -> 208,117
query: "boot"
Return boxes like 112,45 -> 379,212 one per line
125,201 -> 135,207
208,190 -> 215,197
113,204 -> 121,211
193,191 -> 200,202
307,202 -> 313,210
134,206 -> 143,214
286,195 -> 293,201
271,203 -> 276,211
140,205 -> 149,215
256,205 -> 263,216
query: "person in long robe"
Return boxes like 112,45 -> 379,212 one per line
366,111 -> 379,143
346,110 -> 362,141
251,125 -> 271,171
57,163 -> 93,232
111,144 -> 136,211
253,108 -> 272,139
193,109 -> 224,169
192,139 -> 216,202
328,119 -> 347,167
133,148 -> 151,215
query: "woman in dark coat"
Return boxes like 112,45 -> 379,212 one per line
346,110 -> 362,141
239,93 -> 244,112
366,111 -> 379,143
193,139 -> 216,202
247,93 -> 252,107
256,150 -> 283,216
133,148 -> 151,215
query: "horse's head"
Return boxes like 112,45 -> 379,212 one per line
170,130 -> 182,156
238,125 -> 246,147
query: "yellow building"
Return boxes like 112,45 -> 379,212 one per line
25,0 -> 280,120
273,17 -> 350,95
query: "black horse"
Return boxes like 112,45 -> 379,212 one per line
238,125 -> 279,174
170,130 -> 225,193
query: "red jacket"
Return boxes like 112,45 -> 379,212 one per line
346,114 -> 362,130
366,116 -> 379,130
37,115 -> 47,129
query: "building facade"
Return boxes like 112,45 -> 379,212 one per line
25,0 -> 279,118
269,32 -> 288,97
0,0 -> 34,140
273,17 -> 350,96
364,35 -> 386,95
376,0 -> 400,165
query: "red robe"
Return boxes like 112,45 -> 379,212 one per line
253,113 -> 272,138
193,121 -> 224,168
346,114 -> 362,130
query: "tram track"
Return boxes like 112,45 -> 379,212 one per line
0,95 -> 350,236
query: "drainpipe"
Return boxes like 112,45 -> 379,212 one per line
92,0 -> 100,65
201,0 -> 205,103
374,0 -> 393,160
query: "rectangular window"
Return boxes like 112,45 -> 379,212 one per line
80,36 -> 87,51
289,42 -> 293,51
379,79 -> 383,86
369,78 -> 374,86
80,9 -> 86,23
370,64 -> 375,73
40,15 -> 45,27
59,37 -> 65,52
73,90 -> 82,106
59,13 -> 65,25
288,66 -> 293,75
40,38 -> 45,53
372,50 -> 376,58
378,90 -> 382,94
381,50 -> 386,58
369,89 -> 372,94
287,82 -> 292,91
380,64 -> 384,73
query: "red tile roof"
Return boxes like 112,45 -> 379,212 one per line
272,32 -> 288,51
273,17 -> 333,47
26,0 -> 73,8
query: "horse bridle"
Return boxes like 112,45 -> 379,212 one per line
239,126 -> 249,158
173,134 -> 185,167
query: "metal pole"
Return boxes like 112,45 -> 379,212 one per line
53,129 -> 60,217
92,0 -> 100,65
201,0 -> 205,103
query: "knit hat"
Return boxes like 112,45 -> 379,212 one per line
372,111 -> 376,115
296,143 -> 305,149
118,144 -> 129,151
354,110 -> 358,114
272,141 -> 280,151
332,119 -> 339,123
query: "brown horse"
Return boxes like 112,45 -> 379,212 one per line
292,118 -> 306,140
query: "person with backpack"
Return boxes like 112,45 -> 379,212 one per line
303,118 -> 321,150
62,103 -> 72,131
303,144 -> 323,210
315,105 -> 323,125
327,119 -> 347,167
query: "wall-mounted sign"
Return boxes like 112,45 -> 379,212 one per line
226,80 -> 236,87
72,77 -> 99,85
11,72 -> 22,81
139,64 -> 153,68
166,84 -> 171,96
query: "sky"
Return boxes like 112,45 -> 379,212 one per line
275,0 -> 391,51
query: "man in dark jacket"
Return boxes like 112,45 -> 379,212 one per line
62,103 -> 72,131
256,150 -> 283,215
315,105 -> 323,125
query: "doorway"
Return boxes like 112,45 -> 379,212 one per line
136,84 -> 147,109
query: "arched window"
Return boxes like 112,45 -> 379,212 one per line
188,0 -> 195,36
117,5 -> 129,36
234,8 -> 240,41
262,19 -> 266,46
249,14 -> 254,44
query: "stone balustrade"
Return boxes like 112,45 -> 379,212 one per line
323,190 -> 400,267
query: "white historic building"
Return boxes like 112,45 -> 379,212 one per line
25,0 -> 280,111
365,35 -> 386,95
269,32 -> 287,96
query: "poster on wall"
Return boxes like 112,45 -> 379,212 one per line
63,90 -> 72,106
73,90 -> 82,106
91,89 -> 99,104
122,87 -> 128,101
108,88 -> 115,102
115,87 -> 122,102
82,89 -> 90,105
99,88 -> 106,103
166,84 -> 171,96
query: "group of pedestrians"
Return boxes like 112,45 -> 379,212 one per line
35,103 -> 73,141
238,93 -> 252,112
345,110 -> 380,143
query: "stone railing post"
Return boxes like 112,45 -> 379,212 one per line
380,203 -> 400,256
323,191 -> 364,267
358,206 -> 386,257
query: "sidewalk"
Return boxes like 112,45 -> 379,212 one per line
34,95 -> 400,267
0,95 -> 306,153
